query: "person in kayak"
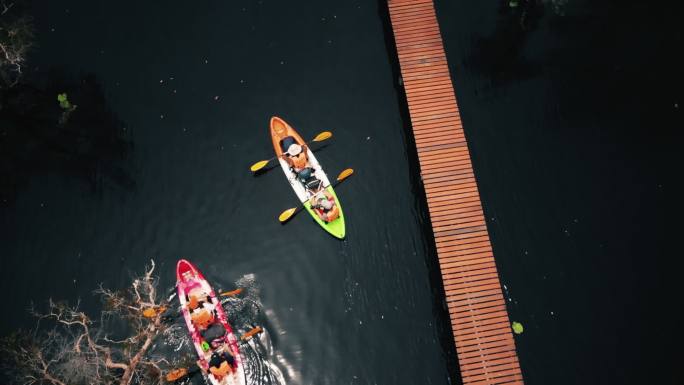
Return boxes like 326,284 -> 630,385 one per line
208,349 -> 235,379
186,287 -> 212,311
310,190 -> 339,222
284,143 -> 308,170
283,143 -> 317,188
283,143 -> 316,180
191,304 -> 216,331
201,322 -> 227,347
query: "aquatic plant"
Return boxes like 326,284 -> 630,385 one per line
57,92 -> 70,109
57,92 -> 77,125
512,321 -> 524,334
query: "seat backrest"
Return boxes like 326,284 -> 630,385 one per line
281,136 -> 296,152
305,178 -> 322,192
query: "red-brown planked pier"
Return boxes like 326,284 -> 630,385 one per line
387,1 -> 525,384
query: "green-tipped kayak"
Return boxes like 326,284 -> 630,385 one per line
303,186 -> 345,239
270,116 -> 346,239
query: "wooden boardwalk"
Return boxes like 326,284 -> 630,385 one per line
387,1 -> 525,384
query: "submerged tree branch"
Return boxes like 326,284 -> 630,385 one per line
0,1 -> 32,87
0,260 -> 173,385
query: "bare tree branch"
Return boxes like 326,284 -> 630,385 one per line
1,260 -> 175,385
0,0 -> 32,87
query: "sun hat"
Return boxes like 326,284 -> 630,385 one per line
287,143 -> 302,156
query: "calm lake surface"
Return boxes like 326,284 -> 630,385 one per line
1,0 -> 680,384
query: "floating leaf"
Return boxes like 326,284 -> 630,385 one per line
512,321 -> 524,334
57,93 -> 71,110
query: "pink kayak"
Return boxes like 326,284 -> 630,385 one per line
176,259 -> 246,385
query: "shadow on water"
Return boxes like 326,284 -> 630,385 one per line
252,166 -> 278,178
466,0 -> 680,129
465,0 -> 544,85
0,70 -> 134,204
376,1 -> 462,384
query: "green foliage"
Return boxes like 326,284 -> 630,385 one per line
57,93 -> 71,109
509,0 -> 520,7
512,321 -> 524,334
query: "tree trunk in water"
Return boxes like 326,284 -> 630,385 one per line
118,324 -> 156,385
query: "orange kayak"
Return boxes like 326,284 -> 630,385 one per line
270,116 -> 345,239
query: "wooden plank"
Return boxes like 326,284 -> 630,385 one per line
420,154 -> 471,166
460,354 -> 519,372
462,367 -> 523,383
395,38 -> 444,49
416,142 -> 469,155
403,75 -> 453,86
455,332 -> 513,349
389,0 -> 435,8
391,16 -> 440,27
397,48 -> 446,60
390,6 -> 435,15
393,24 -> 442,35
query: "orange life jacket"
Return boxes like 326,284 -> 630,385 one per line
291,152 -> 307,169
209,361 -> 232,379
191,309 -> 214,329
188,295 -> 199,310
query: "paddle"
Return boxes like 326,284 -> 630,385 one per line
164,326 -> 264,382
250,131 -> 333,172
240,326 -> 263,341
166,366 -> 199,383
219,288 -> 243,297
278,168 -> 354,223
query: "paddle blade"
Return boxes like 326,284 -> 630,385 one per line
166,368 -> 188,382
142,306 -> 167,319
241,326 -> 263,341
313,131 -> 332,142
336,168 -> 354,182
220,288 -> 243,297
250,160 -> 270,172
279,208 -> 298,223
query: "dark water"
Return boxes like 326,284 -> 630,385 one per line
434,0 -> 682,384
1,0 -> 681,384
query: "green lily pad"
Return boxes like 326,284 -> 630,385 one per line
512,321 -> 524,334
57,93 -> 71,109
